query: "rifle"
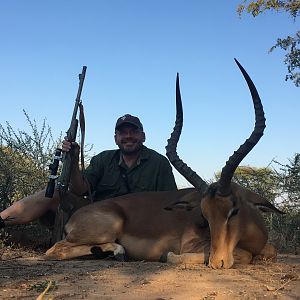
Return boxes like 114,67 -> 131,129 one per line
45,65 -> 87,199
45,66 -> 87,242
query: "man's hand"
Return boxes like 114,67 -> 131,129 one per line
62,137 -> 80,155
61,138 -> 88,197
62,137 -> 80,165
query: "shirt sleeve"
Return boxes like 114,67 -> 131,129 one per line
83,154 -> 104,192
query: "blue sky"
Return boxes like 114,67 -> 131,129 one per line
0,1 -> 299,187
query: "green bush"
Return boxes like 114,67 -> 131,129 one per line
0,110 -> 61,210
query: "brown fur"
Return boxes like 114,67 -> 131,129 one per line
46,185 -> 281,269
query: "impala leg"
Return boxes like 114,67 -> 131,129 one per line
166,228 -> 210,265
45,240 -> 125,260
253,243 -> 277,262
232,247 -> 253,265
46,240 -> 90,259
166,252 -> 206,264
91,243 -> 126,261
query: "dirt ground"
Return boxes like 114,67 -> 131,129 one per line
0,247 -> 299,300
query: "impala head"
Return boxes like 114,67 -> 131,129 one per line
166,59 -> 271,269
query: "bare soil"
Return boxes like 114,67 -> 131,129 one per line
0,247 -> 299,300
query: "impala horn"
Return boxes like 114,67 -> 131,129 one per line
166,73 -> 208,194
217,59 -> 266,196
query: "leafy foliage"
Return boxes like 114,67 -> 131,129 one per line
0,111 -> 61,210
269,31 -> 300,86
232,166 -> 280,203
214,166 -> 280,204
270,155 -> 299,253
237,0 -> 300,18
273,153 -> 300,209
237,0 -> 300,86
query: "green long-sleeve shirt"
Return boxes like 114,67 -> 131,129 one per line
84,146 -> 177,201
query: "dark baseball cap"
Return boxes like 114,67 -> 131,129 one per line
115,114 -> 143,131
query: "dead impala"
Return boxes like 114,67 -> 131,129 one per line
46,59 -> 284,269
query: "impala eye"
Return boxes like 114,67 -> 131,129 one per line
228,208 -> 239,219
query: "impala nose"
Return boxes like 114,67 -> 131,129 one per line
209,258 -> 225,269
220,259 -> 224,268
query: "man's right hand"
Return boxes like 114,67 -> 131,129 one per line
61,138 -> 88,196
62,138 -> 80,157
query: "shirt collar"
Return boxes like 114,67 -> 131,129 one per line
117,145 -> 150,166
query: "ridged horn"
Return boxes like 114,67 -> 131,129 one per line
166,73 -> 208,194
217,59 -> 266,196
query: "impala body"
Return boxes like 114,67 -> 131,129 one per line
46,59 -> 283,268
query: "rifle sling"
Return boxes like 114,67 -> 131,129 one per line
79,102 -> 93,204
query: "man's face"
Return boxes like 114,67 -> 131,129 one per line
114,124 -> 145,155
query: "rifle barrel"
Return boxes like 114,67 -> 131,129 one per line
71,66 -> 87,122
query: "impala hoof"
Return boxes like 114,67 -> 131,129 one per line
115,253 -> 127,262
90,246 -> 114,259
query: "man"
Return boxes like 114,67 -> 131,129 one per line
0,114 -> 177,229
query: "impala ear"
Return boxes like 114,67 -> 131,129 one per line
254,203 -> 286,214
232,182 -> 285,214
164,191 -> 200,211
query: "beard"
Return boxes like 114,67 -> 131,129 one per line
118,138 -> 143,155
